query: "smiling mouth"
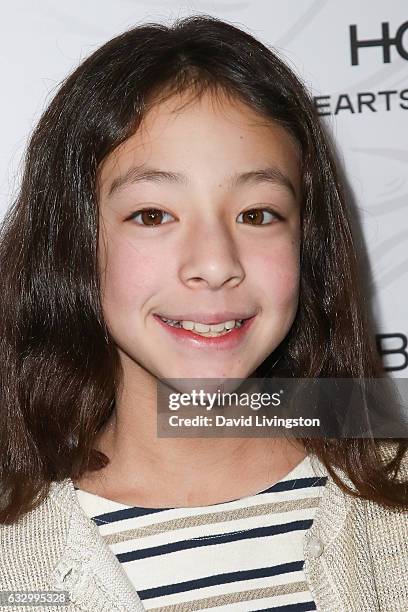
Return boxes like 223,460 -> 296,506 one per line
154,314 -> 255,338
161,319 -> 242,337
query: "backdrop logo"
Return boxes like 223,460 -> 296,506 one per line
376,333 -> 408,372
350,22 -> 408,65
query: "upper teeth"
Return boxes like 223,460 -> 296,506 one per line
159,317 -> 243,332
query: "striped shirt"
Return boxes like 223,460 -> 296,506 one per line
75,454 -> 328,611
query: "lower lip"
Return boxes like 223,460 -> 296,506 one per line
153,314 -> 256,349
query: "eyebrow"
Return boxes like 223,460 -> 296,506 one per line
107,164 -> 297,199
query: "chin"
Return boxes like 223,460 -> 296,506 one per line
159,366 -> 249,390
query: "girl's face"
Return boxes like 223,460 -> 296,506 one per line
97,89 -> 301,382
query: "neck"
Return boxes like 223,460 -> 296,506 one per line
75,357 -> 307,507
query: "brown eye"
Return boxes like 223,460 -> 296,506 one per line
130,208 -> 174,226
238,208 -> 280,225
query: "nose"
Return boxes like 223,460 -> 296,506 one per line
179,219 -> 245,290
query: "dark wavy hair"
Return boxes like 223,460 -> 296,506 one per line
0,14 -> 407,524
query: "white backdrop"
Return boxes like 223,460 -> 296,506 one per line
1,0 -> 407,375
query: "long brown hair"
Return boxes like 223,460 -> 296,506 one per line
0,15 -> 406,524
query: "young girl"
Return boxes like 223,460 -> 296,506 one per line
0,14 -> 407,612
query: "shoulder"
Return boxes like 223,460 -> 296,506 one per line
363,441 -> 408,537
360,446 -> 408,608
378,439 -> 408,478
0,479 -> 74,590
309,443 -> 408,538
307,446 -> 408,609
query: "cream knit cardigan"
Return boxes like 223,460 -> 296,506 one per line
0,446 -> 407,612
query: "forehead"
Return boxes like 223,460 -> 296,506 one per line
98,88 -> 301,196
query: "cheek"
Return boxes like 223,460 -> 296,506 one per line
98,235 -> 163,313
251,242 -> 300,307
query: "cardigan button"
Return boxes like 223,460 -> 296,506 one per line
305,536 -> 324,558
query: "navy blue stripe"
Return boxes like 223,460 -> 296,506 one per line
86,476 -> 326,525
73,486 -> 173,522
91,506 -> 169,525
260,476 -> 327,495
117,519 -> 313,563
255,601 -> 316,611
137,560 -> 305,600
